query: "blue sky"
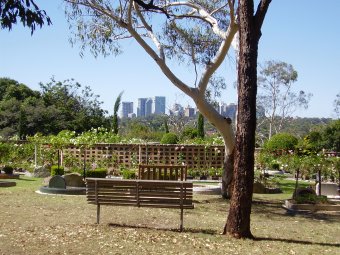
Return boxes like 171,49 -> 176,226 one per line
0,0 -> 339,118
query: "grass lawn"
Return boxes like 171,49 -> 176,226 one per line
0,177 -> 339,255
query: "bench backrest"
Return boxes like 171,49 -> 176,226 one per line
86,178 -> 193,209
138,164 -> 187,181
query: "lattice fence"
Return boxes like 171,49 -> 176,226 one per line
62,143 -> 226,170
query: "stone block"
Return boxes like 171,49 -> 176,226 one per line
253,182 -> 265,193
64,173 -> 85,187
49,175 -> 66,189
33,164 -> 51,178
316,183 -> 339,196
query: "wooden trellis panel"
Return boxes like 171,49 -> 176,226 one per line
62,143 -> 226,170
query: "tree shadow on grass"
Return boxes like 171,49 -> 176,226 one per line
254,236 -> 340,248
107,223 -> 218,235
252,199 -> 340,223
283,209 -> 340,222
17,178 -> 37,181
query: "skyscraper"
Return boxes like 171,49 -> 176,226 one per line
137,96 -> 166,116
220,103 -> 237,121
137,98 -> 147,117
152,96 -> 166,114
145,98 -> 153,116
121,102 -> 134,118
184,106 -> 195,117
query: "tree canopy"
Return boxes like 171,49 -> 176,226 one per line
0,0 -> 51,34
0,77 -> 109,138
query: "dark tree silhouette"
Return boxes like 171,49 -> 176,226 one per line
0,0 -> 51,34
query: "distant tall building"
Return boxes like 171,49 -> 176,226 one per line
184,106 -> 195,117
137,96 -> 166,116
121,102 -> 134,118
145,98 -> 153,116
137,98 -> 147,117
220,103 -> 227,115
152,96 -> 166,115
127,113 -> 136,118
220,103 -> 237,121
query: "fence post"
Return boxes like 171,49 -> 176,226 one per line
34,144 -> 38,167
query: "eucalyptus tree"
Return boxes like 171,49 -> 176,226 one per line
257,60 -> 312,139
64,0 -> 273,238
64,0 -> 238,197
0,0 -> 51,34
225,0 -> 271,239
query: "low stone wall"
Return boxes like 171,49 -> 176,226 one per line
284,199 -> 340,212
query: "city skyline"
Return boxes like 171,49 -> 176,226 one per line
123,96 -> 166,118
121,96 -> 237,120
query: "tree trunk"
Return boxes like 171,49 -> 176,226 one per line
224,0 -> 263,239
221,149 -> 234,199
194,98 -> 235,198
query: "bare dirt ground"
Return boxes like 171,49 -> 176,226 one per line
0,177 -> 339,255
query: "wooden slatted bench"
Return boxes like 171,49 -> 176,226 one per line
86,178 -> 194,231
138,164 -> 188,181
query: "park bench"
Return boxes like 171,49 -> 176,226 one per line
86,178 -> 194,231
138,164 -> 187,181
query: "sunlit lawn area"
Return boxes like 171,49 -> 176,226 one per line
0,177 -> 339,255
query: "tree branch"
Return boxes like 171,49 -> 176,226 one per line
165,1 -> 227,38
133,2 -> 165,60
254,0 -> 272,40
133,0 -> 170,18
197,0 -> 237,94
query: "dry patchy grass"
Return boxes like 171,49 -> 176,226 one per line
0,177 -> 339,255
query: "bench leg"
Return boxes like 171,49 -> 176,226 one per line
180,208 -> 183,232
97,204 -> 100,224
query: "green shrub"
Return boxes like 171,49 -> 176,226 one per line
160,133 -> 179,144
197,113 -> 205,139
122,169 -> 136,179
86,168 -> 107,178
271,162 -> 280,170
51,165 -> 65,176
295,194 -> 328,204
181,127 -> 198,141
264,133 -> 298,152
187,168 -> 200,178
208,168 -> 222,177
3,165 -> 14,175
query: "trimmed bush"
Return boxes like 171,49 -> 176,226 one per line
295,194 -> 328,204
51,165 -> 65,176
3,165 -> 14,175
160,133 -> 179,144
122,169 -> 136,179
264,133 -> 298,152
86,168 -> 107,178
181,127 -> 198,140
